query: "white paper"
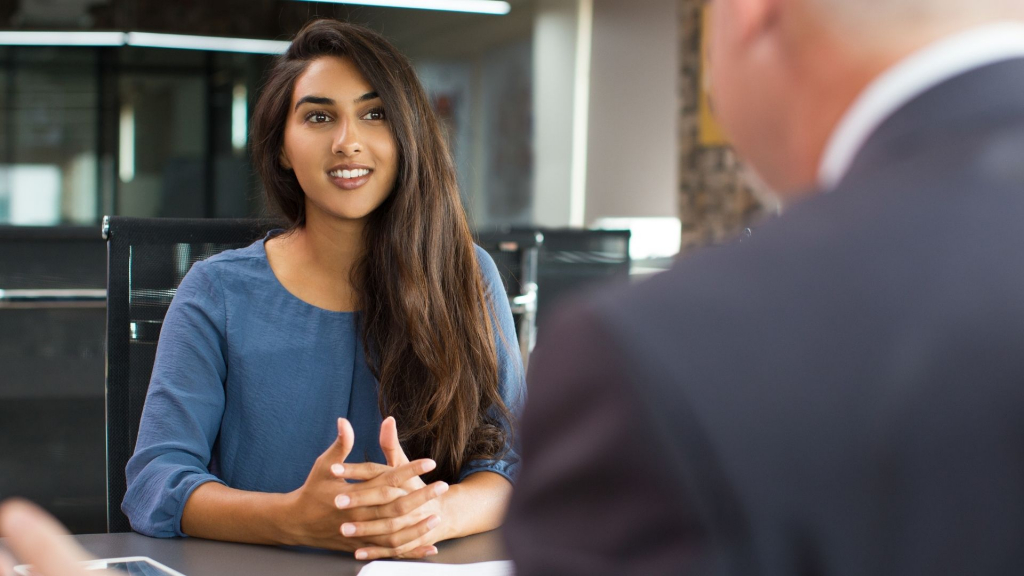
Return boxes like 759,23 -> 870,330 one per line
357,560 -> 515,576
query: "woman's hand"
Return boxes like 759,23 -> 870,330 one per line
333,416 -> 454,560
281,417 -> 443,553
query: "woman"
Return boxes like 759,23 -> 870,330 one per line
122,19 -> 523,561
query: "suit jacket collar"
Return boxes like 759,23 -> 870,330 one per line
841,57 -> 1024,188
819,23 -> 1024,190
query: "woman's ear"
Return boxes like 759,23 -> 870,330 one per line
279,149 -> 293,170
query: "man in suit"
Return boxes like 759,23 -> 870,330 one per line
504,0 -> 1024,574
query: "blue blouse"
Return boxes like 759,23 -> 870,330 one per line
122,236 -> 525,538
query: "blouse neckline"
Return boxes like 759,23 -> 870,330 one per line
258,230 -> 359,317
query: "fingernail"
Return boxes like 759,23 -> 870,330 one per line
331,463 -> 345,476
433,482 -> 449,496
355,550 -> 368,560
426,547 -> 438,557
335,494 -> 350,509
427,515 -> 441,529
341,523 -> 356,536
422,459 -> 437,472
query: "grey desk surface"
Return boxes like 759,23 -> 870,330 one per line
7,531 -> 509,576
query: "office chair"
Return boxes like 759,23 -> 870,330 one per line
103,216 -> 281,533
474,230 -> 543,371
0,226 -> 107,534
528,228 -> 631,329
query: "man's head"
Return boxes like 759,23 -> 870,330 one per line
706,0 -> 1024,199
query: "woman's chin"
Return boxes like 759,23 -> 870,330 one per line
305,195 -> 389,224
322,205 -> 383,223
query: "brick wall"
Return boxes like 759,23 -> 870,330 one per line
677,0 -> 764,254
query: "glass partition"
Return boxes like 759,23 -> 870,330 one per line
0,48 -> 99,226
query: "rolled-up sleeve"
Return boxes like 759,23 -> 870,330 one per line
122,260 -> 228,537
459,247 -> 527,484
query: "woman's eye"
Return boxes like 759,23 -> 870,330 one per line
362,108 -> 386,121
306,111 -> 331,123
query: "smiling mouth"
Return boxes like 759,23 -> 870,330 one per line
328,168 -> 372,179
327,168 -> 374,190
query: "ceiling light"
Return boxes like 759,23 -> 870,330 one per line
0,31 -> 289,54
0,31 -> 125,46
287,0 -> 511,15
125,32 -> 289,55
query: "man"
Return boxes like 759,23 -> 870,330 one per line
505,0 -> 1024,574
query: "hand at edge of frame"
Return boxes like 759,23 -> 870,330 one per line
0,498 -> 107,576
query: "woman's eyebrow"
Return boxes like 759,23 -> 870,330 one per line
294,95 -> 334,110
294,93 -> 378,110
355,91 -> 379,103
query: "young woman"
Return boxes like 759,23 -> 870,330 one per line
122,19 -> 523,561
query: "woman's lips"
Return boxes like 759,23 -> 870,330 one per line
327,169 -> 373,190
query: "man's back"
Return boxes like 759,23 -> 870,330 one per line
506,58 -> 1024,575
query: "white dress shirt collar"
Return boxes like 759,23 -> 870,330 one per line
818,21 -> 1024,191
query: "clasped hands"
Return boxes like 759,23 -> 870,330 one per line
283,416 -> 451,560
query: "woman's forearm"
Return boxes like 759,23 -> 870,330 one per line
442,471 -> 513,539
179,463 -> 511,550
180,482 -> 295,545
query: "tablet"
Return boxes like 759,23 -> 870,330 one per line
13,556 -> 186,576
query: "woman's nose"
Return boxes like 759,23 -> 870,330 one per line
332,120 -> 362,156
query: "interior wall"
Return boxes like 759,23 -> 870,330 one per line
531,0 -> 579,228
583,0 -> 679,225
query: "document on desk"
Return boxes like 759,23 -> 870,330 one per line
357,560 -> 515,576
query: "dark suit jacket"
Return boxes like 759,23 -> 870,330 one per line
505,58 -> 1024,576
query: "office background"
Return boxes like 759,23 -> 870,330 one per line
0,0 -> 761,533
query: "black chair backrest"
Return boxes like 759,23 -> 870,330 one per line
529,228 -> 631,326
475,230 -> 544,368
0,225 -> 107,290
0,226 -> 108,534
103,216 -> 281,533
475,230 -> 543,300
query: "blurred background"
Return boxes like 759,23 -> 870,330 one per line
0,0 -> 764,533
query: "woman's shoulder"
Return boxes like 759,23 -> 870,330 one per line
472,244 -> 504,291
472,243 -> 495,266
204,235 -> 272,267
181,234 -> 278,292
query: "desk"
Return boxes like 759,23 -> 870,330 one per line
9,531 -> 509,576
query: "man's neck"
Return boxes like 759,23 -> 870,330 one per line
782,56 -> 886,198
812,20 -> 1024,192
775,21 -> 940,199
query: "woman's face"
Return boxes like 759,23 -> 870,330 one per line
281,56 -> 399,224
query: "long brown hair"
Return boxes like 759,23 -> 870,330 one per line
251,19 -> 513,484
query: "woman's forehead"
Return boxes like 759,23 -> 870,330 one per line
292,55 -> 376,104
